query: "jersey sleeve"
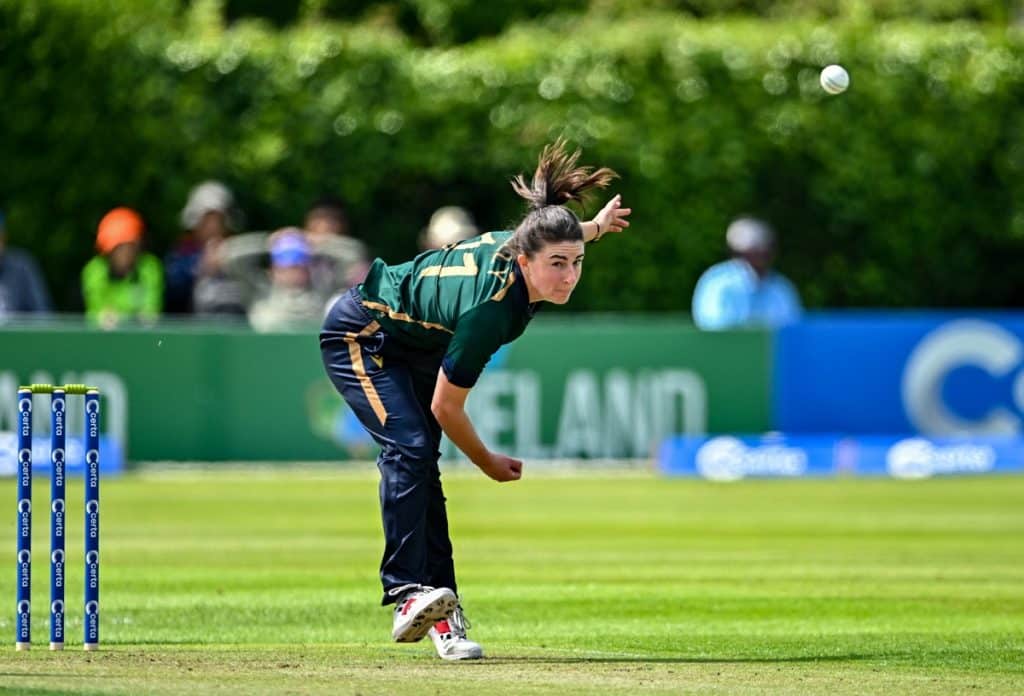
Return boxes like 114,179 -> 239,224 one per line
441,300 -> 514,388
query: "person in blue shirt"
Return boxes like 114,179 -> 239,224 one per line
691,217 -> 802,330
0,210 -> 52,320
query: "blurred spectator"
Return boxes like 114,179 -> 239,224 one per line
220,228 -> 327,332
165,180 -> 246,316
0,210 -> 52,320
81,207 -> 163,329
419,205 -> 478,250
691,217 -> 802,330
303,195 -> 369,297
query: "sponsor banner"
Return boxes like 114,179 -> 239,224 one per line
0,434 -> 123,476
456,320 -> 771,460
774,313 -> 1024,436
0,319 -> 771,462
658,433 -> 1024,480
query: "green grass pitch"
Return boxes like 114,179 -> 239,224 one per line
1,469 -> 1022,694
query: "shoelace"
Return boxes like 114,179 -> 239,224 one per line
448,605 -> 471,638
388,583 -> 434,605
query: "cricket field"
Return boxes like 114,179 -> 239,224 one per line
1,468 -> 1022,694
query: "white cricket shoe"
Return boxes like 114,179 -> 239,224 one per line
428,605 -> 483,661
391,586 -> 458,643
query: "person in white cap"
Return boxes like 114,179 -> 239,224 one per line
165,180 -> 246,316
691,216 -> 802,330
419,206 -> 479,250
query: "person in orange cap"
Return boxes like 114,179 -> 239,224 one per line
81,207 -> 163,329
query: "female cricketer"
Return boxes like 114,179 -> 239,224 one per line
319,140 -> 631,660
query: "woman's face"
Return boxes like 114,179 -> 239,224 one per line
517,240 -> 585,304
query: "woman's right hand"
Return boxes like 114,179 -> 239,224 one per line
431,370 -> 523,482
478,452 -> 523,482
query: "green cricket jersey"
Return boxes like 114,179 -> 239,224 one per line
357,230 -> 539,388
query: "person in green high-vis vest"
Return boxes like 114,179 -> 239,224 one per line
81,207 -> 163,329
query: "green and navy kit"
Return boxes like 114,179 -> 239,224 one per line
357,230 -> 539,387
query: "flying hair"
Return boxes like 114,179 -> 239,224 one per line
511,138 -> 617,211
509,139 -> 618,257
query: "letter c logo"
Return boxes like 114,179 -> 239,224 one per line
902,320 -> 1022,435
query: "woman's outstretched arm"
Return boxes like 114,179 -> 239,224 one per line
431,370 -> 524,482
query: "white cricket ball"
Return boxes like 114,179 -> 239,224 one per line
820,64 -> 850,95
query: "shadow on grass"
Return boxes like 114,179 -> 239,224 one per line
80,640 -> 212,646
476,653 -> 900,665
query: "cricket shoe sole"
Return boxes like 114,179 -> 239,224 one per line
392,587 -> 458,643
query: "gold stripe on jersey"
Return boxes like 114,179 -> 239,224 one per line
418,252 -> 479,278
361,300 -> 454,334
489,270 -> 515,301
451,232 -> 495,249
492,240 -> 515,263
483,236 -> 515,301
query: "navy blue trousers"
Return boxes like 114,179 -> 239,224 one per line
320,289 -> 457,605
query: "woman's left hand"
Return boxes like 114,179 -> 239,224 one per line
592,194 -> 632,239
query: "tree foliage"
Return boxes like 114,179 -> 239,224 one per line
2,0 -> 1023,310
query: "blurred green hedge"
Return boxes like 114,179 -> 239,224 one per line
2,0 -> 1024,310
233,0 -> 1017,41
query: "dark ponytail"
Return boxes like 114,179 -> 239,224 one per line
510,139 -> 617,257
